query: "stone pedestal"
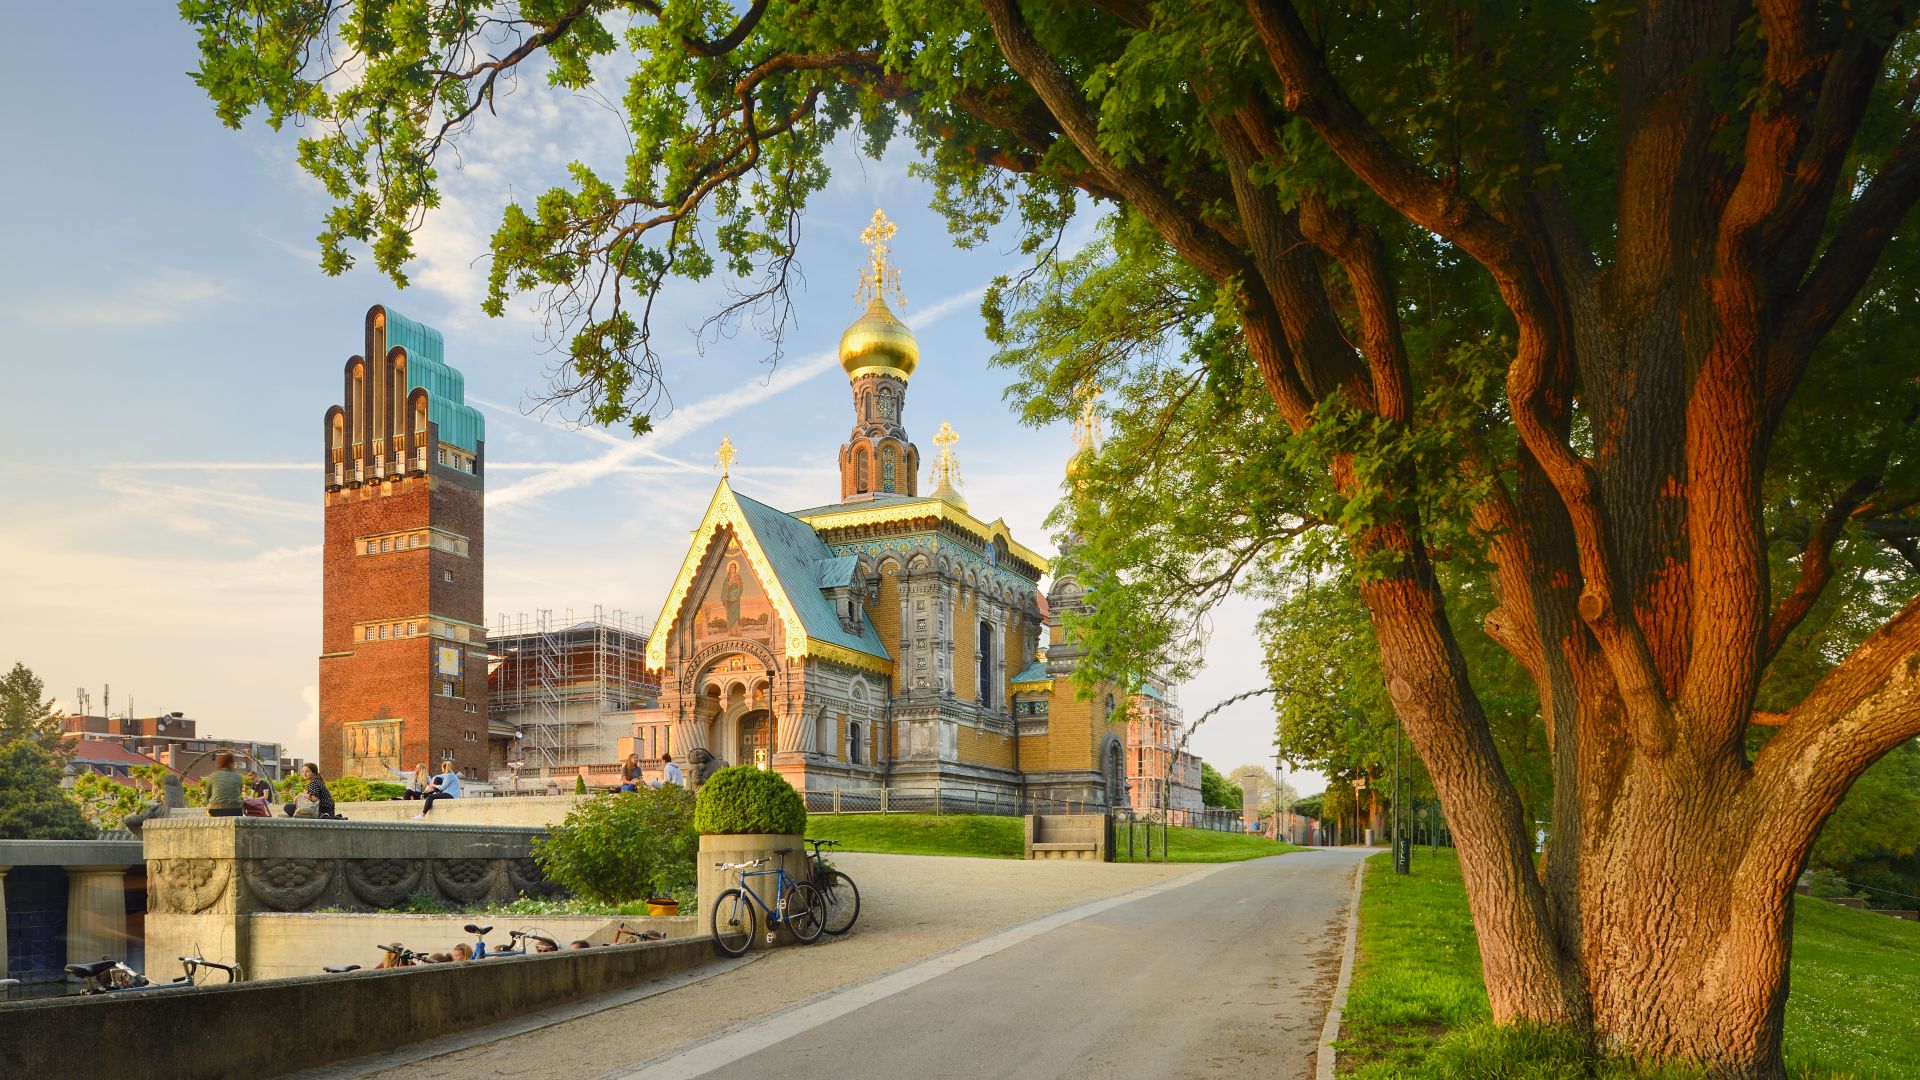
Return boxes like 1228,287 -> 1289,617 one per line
696,833 -> 809,947
0,865 -> 10,980
63,864 -> 131,975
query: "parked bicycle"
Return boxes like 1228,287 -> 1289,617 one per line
612,922 -> 668,944
709,850 -> 826,957
66,954 -> 240,994
461,923 -> 559,957
375,942 -> 425,967
804,837 -> 860,936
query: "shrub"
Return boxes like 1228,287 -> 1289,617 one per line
328,776 -> 407,803
574,774 -> 588,794
693,766 -> 807,836
534,786 -> 697,905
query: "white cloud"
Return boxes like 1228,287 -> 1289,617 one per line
21,267 -> 232,328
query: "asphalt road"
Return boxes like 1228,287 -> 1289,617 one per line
608,847 -> 1371,1080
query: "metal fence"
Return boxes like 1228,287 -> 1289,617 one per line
800,786 -> 1123,818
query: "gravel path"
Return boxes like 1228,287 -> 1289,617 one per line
356,854 -> 1198,1079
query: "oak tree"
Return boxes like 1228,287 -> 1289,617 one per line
186,1 -> 1920,1074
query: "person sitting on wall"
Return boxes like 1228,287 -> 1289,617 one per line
659,751 -> 685,787
242,772 -> 274,817
618,753 -> 644,792
388,761 -> 431,801
532,936 -> 559,953
451,943 -> 473,962
205,753 -> 246,817
283,762 -> 337,818
414,761 -> 462,819
567,940 -> 591,950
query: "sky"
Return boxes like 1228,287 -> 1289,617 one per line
0,3 -> 1317,795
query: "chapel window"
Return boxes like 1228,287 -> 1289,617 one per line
881,446 -> 897,493
855,447 -> 870,493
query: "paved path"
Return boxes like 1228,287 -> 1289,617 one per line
350,848 -> 1370,1080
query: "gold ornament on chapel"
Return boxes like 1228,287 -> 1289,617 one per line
929,419 -> 966,509
840,209 -> 919,382
715,434 -> 737,479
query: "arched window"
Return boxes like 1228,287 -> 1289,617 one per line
392,357 -> 408,436
331,413 -> 344,449
350,363 -> 365,445
881,445 -> 897,493
855,446 -> 870,493
979,619 -> 994,709
848,720 -> 863,765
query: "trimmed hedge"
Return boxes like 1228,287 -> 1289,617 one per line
693,766 -> 807,835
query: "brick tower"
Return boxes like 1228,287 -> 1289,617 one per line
319,305 -> 488,780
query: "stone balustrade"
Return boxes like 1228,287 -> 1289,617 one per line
141,817 -> 559,983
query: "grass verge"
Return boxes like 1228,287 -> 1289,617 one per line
806,813 -> 1306,863
1338,848 -> 1920,1078
1109,822 -> 1307,862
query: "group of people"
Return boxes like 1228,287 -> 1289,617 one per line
388,761 -> 465,817
204,755 -> 337,819
617,751 -> 683,791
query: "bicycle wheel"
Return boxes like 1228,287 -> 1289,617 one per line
710,888 -> 757,958
782,882 -> 826,944
817,869 -> 860,935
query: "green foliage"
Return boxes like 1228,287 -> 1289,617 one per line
1199,762 -> 1241,809
1,662 -> 67,753
394,891 -> 451,915
1806,740 -> 1920,910
692,766 -> 806,836
535,787 -> 698,905
0,740 -> 95,840
1343,849 -> 1920,1079
327,776 -> 405,803
69,769 -> 156,831
574,773 -> 588,795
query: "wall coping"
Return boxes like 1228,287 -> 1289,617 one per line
141,817 -> 545,861
0,839 -> 145,868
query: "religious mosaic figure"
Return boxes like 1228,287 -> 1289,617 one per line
724,561 -> 743,628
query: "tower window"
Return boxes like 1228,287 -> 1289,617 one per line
381,537 -> 392,552
855,447 -> 870,493
881,446 -> 897,493
443,570 -> 453,583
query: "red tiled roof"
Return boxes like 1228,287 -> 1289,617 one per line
61,736 -> 173,772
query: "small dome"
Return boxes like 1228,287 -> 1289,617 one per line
840,296 -> 918,381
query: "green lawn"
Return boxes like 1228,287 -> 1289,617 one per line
1110,821 -> 1307,862
807,813 -> 1026,858
804,813 -> 1305,863
1339,848 -> 1920,1079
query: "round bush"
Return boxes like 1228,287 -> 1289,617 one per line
693,766 -> 807,835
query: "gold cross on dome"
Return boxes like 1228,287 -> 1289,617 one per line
856,208 -> 906,308
716,434 -> 737,479
933,420 -> 958,453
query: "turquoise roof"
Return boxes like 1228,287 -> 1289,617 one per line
386,308 -> 485,453
731,489 -> 892,662
1010,660 -> 1052,684
817,555 -> 858,589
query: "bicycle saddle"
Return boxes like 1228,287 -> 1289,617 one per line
464,924 -> 492,935
66,959 -> 118,979
773,848 -> 794,855
323,964 -> 360,973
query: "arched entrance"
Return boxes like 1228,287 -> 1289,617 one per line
738,710 -> 775,770
1103,738 -> 1127,809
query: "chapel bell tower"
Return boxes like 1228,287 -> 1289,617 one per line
837,210 -> 921,501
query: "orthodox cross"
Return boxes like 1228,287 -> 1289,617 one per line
716,434 -> 737,479
856,208 -> 906,308
1071,384 -> 1103,456
930,420 -> 965,504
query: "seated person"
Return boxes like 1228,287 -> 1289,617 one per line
415,761 -> 463,818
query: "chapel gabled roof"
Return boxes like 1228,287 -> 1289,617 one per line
644,481 -> 892,674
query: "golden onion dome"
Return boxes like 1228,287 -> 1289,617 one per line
839,295 -> 919,381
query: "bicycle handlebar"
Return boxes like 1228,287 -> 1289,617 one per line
713,857 -> 772,871
804,837 -> 841,848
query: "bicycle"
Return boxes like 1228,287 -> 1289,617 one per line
803,837 -> 861,936
612,922 -> 668,944
462,924 -> 556,957
65,954 -> 240,994
709,850 -> 826,957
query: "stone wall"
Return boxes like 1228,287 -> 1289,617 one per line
245,912 -> 698,980
0,936 -> 716,1080
142,817 -> 554,983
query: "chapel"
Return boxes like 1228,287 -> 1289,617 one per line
628,211 -> 1129,808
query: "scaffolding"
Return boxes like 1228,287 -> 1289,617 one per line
1126,678 -> 1194,815
487,605 -> 659,769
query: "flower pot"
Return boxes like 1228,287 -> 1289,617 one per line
646,898 -> 679,917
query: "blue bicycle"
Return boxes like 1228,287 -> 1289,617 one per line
710,850 -> 826,957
